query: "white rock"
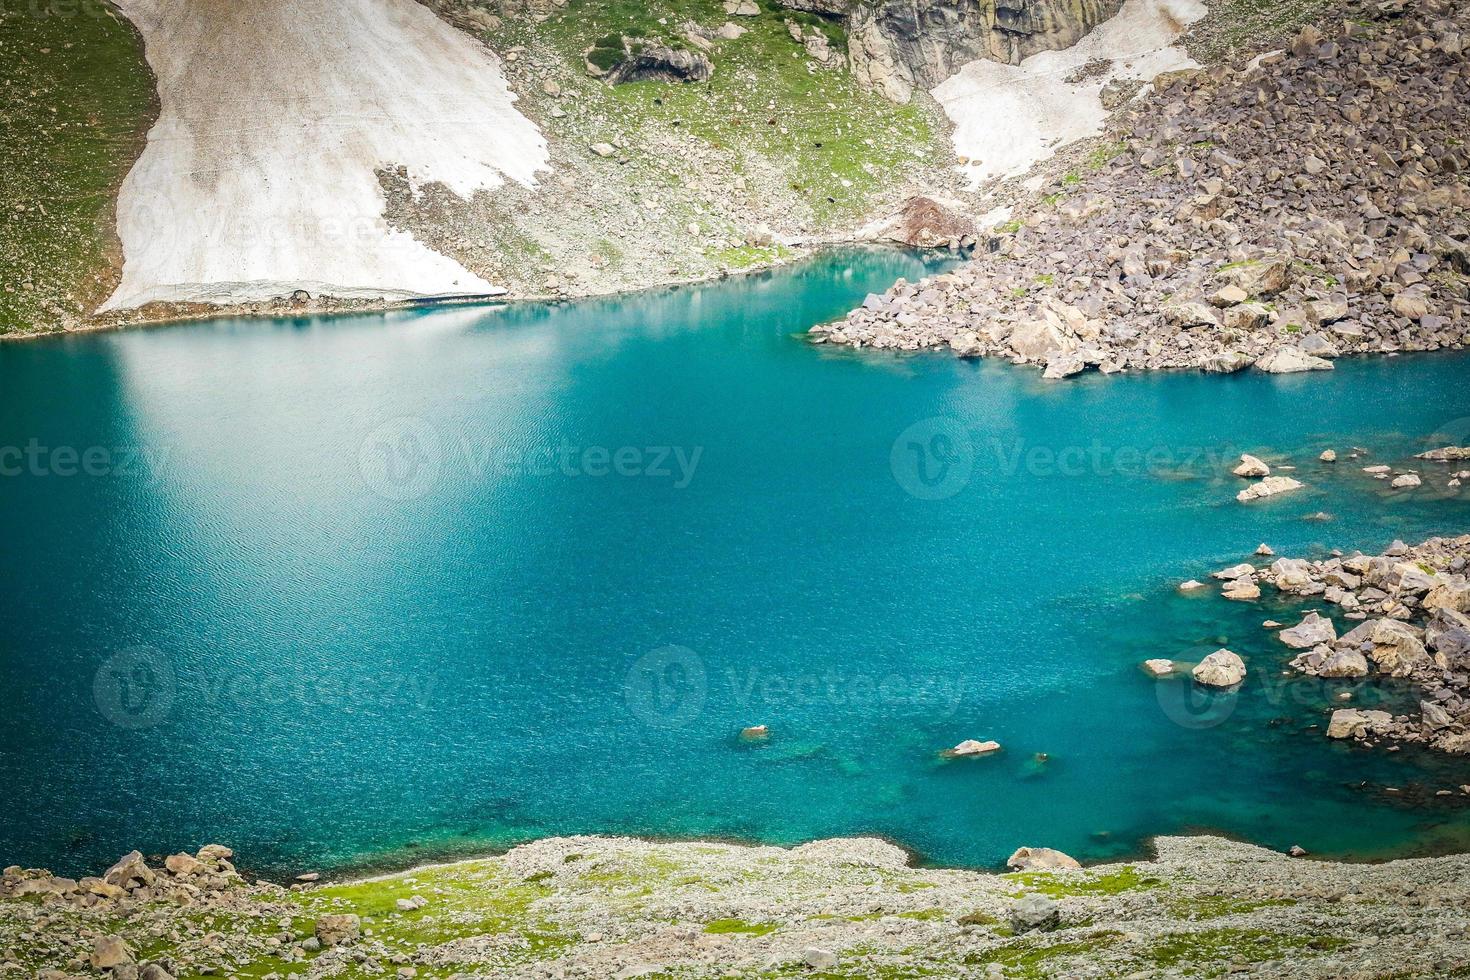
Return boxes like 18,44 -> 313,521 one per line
1006,846 -> 1081,871
1327,708 -> 1393,739
944,739 -> 1001,757
1192,649 -> 1247,687
1255,346 -> 1334,373
1279,611 -> 1337,649
1233,454 -> 1270,478
1237,476 -> 1304,502
1142,659 -> 1175,677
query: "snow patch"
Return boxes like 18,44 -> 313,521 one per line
103,0 -> 549,312
933,0 -> 1207,188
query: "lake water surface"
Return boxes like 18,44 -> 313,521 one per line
4,248 -> 1470,878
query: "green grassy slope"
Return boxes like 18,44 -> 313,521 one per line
0,0 -> 154,335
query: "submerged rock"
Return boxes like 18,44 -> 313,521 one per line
944,739 -> 1001,758
1237,476 -> 1304,502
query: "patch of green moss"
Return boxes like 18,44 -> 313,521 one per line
521,0 -> 936,225
296,860 -> 575,960
1145,927 -> 1350,970
706,242 -> 794,269
1005,866 -> 1163,899
704,917 -> 779,936
964,932 -> 1123,979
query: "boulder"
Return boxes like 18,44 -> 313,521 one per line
1327,708 -> 1393,739
944,739 -> 1001,757
1237,476 -> 1304,502
740,725 -> 770,740
1271,558 -> 1314,591
91,936 -> 133,971
1192,649 -> 1247,687
103,851 -> 155,890
1255,346 -> 1334,373
1008,319 -> 1073,361
1317,647 -> 1369,678
1233,454 -> 1270,478
1007,847 -> 1081,871
315,914 -> 361,947
1142,658 -> 1175,677
1363,619 -> 1429,676
1221,257 -> 1290,296
1222,579 -> 1262,600
1042,350 -> 1086,380
165,853 -> 205,877
1279,612 -> 1337,649
888,196 -> 976,248
802,948 -> 839,970
1009,893 -> 1061,933
1422,700 -> 1455,731
1391,473 -> 1422,488
1212,563 -> 1257,580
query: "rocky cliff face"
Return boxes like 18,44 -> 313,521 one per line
780,0 -> 1126,102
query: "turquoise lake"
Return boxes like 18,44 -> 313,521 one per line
4,247 -> 1470,879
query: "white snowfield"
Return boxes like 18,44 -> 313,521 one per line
934,0 -> 1207,188
103,0 -> 549,312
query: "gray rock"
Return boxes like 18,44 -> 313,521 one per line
1009,893 -> 1061,933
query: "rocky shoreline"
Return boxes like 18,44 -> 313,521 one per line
815,0 -> 1470,378
1190,526 -> 1470,755
9,835 -> 1470,979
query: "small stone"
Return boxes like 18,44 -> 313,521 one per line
740,725 -> 770,740
590,142 -> 617,158
1142,659 -> 1175,677
1320,449 -> 1337,462
1288,845 -> 1308,857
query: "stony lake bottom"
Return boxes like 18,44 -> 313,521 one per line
3,248 -> 1470,879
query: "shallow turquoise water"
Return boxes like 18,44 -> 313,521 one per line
3,248 -> 1470,878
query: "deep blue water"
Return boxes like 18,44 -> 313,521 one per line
3,248 -> 1470,879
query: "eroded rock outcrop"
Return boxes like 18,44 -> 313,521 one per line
778,0 -> 1127,102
